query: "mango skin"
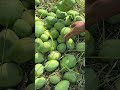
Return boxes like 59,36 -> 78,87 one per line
13,19 -> 32,38
66,38 -> 75,50
35,21 -> 46,37
38,42 -> 51,53
57,35 -> 65,43
11,38 -> 34,63
45,16 -> 58,26
35,53 -> 44,63
35,77 -> 47,89
76,42 -> 85,51
85,68 -> 98,90
0,29 -> 19,62
45,60 -> 59,72
0,63 -> 23,88
22,10 -> 34,27
35,64 -> 44,77
63,71 -> 77,82
25,83 -> 35,90
50,28 -> 59,39
61,27 -> 71,37
108,14 -> 120,24
57,0 -> 76,12
37,9 -> 48,18
49,75 -> 61,84
54,22 -> 65,31
48,51 -> 61,60
55,80 -> 70,90
57,43 -> 66,53
60,54 -> 76,70
0,0 -> 24,26
99,39 -> 120,62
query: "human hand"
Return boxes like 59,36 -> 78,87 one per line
65,21 -> 86,40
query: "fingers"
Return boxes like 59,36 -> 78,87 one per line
64,31 -> 74,40
70,23 -> 76,28
65,28 -> 86,40
71,21 -> 85,28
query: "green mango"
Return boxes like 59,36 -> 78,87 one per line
57,35 -> 65,43
49,74 -> 61,84
67,10 -> 79,18
35,38 -> 43,52
56,9 -> 67,19
35,16 -> 40,21
0,29 -> 19,62
45,60 -> 59,72
13,19 -> 32,38
35,0 -> 40,6
108,14 -> 120,24
35,53 -> 44,63
36,18 -> 44,25
60,54 -> 76,69
48,40 -> 58,50
58,19 -> 65,25
76,42 -> 85,52
63,71 -> 77,82
65,16 -> 73,26
50,28 -> 59,39
99,39 -> 120,62
11,38 -> 34,63
85,68 -> 98,90
57,43 -> 66,53
85,31 -> 95,57
48,51 -> 61,60
44,30 -> 50,37
55,80 -> 70,90
57,0 -> 76,12
61,27 -> 71,37
35,77 -> 47,89
35,64 -> 44,77
54,22 -> 65,31
51,6 -> 58,13
45,23 -> 53,29
74,16 -> 84,21
40,34 -> 49,42
66,38 -> 75,50
35,21 -> 46,37
38,42 -> 51,53
48,12 -> 56,17
37,9 -> 48,18
22,10 -> 34,27
0,0 -> 24,26
25,83 -> 35,90
0,63 -> 23,88
45,16 -> 58,26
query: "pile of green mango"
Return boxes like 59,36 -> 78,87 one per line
0,0 -> 34,89
34,0 -> 86,90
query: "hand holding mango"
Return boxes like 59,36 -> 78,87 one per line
65,21 -> 86,40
